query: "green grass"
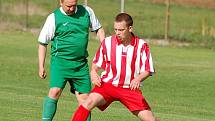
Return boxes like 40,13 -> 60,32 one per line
0,32 -> 215,121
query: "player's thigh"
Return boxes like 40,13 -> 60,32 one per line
120,89 -> 150,111
50,57 -> 68,89
49,58 -> 66,99
71,63 -> 92,94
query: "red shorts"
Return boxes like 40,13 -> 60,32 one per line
91,83 -> 151,112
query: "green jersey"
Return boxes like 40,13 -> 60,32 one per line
51,5 -> 90,61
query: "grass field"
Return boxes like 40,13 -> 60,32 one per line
0,32 -> 215,121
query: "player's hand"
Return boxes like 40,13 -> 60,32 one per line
130,78 -> 141,90
39,67 -> 47,79
90,70 -> 101,87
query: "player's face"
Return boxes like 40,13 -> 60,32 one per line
61,0 -> 77,15
114,21 -> 132,42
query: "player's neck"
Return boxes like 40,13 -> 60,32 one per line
122,35 -> 132,46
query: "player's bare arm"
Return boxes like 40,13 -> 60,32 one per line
96,27 -> 105,42
90,63 -> 101,87
38,44 -> 47,79
130,71 -> 150,90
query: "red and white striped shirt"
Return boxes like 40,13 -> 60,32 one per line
93,35 -> 155,88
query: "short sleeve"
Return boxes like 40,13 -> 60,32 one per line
140,43 -> 155,75
38,13 -> 55,44
84,5 -> 102,32
93,40 -> 107,69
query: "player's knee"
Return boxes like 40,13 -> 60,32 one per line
133,110 -> 156,121
48,88 -> 62,99
83,97 -> 96,110
76,93 -> 89,105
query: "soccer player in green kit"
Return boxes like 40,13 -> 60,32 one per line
38,0 -> 105,120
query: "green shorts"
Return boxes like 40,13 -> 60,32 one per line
50,56 -> 91,94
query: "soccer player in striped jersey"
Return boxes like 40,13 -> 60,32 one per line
71,13 -> 157,121
38,0 -> 105,121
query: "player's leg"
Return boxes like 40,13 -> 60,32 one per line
71,61 -> 92,121
75,91 -> 89,105
132,110 -> 156,121
118,88 -> 157,121
42,57 -> 67,121
42,88 -> 63,121
72,92 -> 106,121
83,92 -> 106,110
75,91 -> 91,121
72,82 -> 112,121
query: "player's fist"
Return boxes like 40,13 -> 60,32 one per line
39,68 -> 47,79
130,79 -> 140,90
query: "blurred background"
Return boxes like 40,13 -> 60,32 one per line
0,0 -> 215,48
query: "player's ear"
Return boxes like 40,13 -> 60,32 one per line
129,26 -> 133,32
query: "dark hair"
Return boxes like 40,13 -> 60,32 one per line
115,13 -> 133,27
